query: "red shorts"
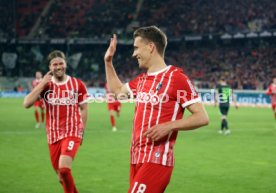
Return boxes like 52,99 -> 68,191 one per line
108,102 -> 121,112
48,137 -> 81,171
128,163 -> 173,193
34,99 -> 44,108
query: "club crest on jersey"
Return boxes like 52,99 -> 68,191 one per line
155,152 -> 160,158
156,82 -> 163,92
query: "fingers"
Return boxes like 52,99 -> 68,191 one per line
45,71 -> 53,76
113,34 -> 117,44
144,128 -> 159,141
144,126 -> 156,136
110,34 -> 117,47
46,71 -> 53,79
112,34 -> 116,40
42,71 -> 53,84
143,129 -> 151,137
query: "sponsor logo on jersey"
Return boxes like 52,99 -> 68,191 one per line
136,91 -> 169,105
44,90 -> 78,105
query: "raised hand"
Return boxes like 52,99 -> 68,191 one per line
104,34 -> 117,63
41,71 -> 53,85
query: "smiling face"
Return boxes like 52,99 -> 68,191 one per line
132,36 -> 153,69
49,57 -> 67,79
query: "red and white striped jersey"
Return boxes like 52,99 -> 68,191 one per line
126,65 -> 201,167
266,83 -> 276,104
40,75 -> 88,144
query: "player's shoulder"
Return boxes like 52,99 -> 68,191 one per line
169,65 -> 189,79
71,76 -> 85,84
69,76 -> 88,91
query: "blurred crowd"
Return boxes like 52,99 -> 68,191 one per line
139,0 -> 276,37
37,0 -> 136,39
1,40 -> 274,90
166,43 -> 275,90
1,0 -> 275,38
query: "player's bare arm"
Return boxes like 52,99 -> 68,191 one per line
104,34 -> 129,96
144,102 -> 209,141
79,103 -> 88,130
23,71 -> 52,108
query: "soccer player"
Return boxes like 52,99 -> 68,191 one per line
23,50 -> 89,193
266,77 -> 276,120
32,71 -> 45,128
105,82 -> 121,131
215,77 -> 238,135
104,26 -> 209,193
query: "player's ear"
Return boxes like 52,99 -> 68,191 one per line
148,42 -> 155,54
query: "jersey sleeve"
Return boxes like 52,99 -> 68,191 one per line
78,80 -> 89,104
173,72 -> 201,108
125,74 -> 143,98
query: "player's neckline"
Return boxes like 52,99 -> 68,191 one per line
147,65 -> 171,76
51,75 -> 70,85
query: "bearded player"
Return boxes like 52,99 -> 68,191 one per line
24,50 -> 89,193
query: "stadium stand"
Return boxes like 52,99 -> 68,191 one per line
138,0 -> 276,36
0,1 -> 16,38
16,0 -> 49,37
35,0 -> 137,39
1,0 -> 275,38
0,0 -> 275,91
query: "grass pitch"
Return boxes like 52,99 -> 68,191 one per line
0,98 -> 275,193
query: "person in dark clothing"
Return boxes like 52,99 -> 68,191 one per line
215,77 -> 238,135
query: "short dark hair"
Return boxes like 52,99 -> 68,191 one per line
133,26 -> 167,57
47,50 -> 66,65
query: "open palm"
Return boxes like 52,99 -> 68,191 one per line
104,34 -> 117,63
